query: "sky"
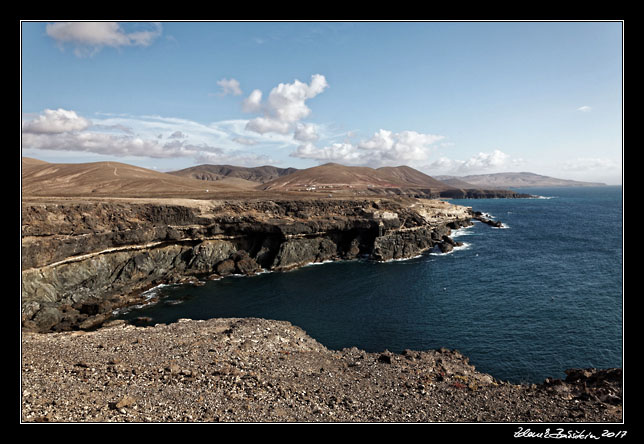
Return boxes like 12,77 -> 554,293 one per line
21,21 -> 623,184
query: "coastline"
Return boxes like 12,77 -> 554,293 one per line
21,196 -> 472,333
20,193 -> 623,423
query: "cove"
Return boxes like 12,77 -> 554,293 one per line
115,187 -> 623,384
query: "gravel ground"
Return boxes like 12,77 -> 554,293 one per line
21,317 -> 622,423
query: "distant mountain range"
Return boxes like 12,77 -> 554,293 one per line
25,157 -> 596,199
436,172 -> 606,188
169,162 -> 527,198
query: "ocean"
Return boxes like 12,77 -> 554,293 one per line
114,186 -> 623,384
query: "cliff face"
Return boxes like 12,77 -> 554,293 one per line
21,197 -> 472,332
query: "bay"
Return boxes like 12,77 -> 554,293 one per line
115,186 -> 623,384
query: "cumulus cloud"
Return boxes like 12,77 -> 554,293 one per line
45,22 -> 162,57
293,123 -> 320,142
460,149 -> 509,170
244,74 -> 328,135
292,142 -> 363,163
216,78 -> 242,96
22,108 -> 91,134
290,128 -> 444,167
242,89 -> 263,113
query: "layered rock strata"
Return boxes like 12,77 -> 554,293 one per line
21,197 -> 472,332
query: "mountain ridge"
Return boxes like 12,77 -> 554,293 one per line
22,157 -> 533,199
168,164 -> 298,184
21,157 -> 244,197
435,172 -> 606,188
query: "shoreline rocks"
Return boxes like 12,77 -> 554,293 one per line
472,211 -> 505,228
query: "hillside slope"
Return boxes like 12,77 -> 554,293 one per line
21,158 -> 247,198
168,164 -> 298,184
260,163 -> 453,191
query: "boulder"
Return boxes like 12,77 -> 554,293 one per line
232,251 -> 261,275
215,259 -> 236,275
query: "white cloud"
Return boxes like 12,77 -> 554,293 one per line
293,123 -> 320,142
290,128 -> 444,167
244,74 -> 328,135
423,149 -> 517,175
292,142 -> 363,163
22,130 -> 193,158
242,89 -> 263,113
245,116 -> 292,135
21,109 -> 273,167
45,22 -> 162,57
22,108 -> 91,134
577,105 -> 592,112
232,136 -> 258,146
168,130 -> 187,139
460,149 -> 509,170
216,78 -> 242,96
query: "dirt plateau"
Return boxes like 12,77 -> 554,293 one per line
20,196 -> 623,423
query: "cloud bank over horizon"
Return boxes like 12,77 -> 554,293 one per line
22,102 -> 618,182
21,108 -> 274,167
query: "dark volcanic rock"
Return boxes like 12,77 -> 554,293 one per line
232,250 -> 261,275
215,259 -> 236,275
22,197 -> 471,332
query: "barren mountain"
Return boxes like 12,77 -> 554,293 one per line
375,165 -> 454,189
21,158 -> 249,198
21,158 -> 530,200
436,172 -> 606,188
168,164 -> 298,184
260,163 -> 454,191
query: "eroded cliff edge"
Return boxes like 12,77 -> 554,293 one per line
21,196 -> 472,332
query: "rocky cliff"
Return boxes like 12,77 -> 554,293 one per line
21,197 -> 473,333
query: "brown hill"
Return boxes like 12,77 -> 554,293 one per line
260,163 -> 453,192
375,165 -> 454,189
168,164 -> 298,184
21,157 -> 252,198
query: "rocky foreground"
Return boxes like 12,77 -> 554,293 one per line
21,317 -> 622,423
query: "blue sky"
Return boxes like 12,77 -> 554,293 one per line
21,21 -> 623,184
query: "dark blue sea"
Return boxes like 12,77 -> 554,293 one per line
115,186 -> 623,384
